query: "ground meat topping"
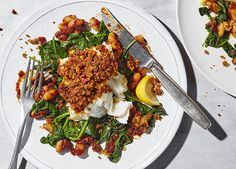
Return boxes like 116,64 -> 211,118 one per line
58,44 -> 118,112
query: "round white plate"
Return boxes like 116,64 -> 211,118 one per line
0,0 -> 186,169
177,0 -> 236,96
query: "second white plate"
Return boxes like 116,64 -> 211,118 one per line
177,0 -> 236,96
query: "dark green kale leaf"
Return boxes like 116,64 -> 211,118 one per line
65,20 -> 109,50
99,125 -> 112,143
118,40 -> 137,80
204,31 -> 230,48
39,38 -> 68,73
108,130 -> 132,163
216,1 -> 228,23
222,42 -> 236,58
32,99 -> 48,112
199,7 -> 211,18
40,123 -> 64,147
63,118 -> 90,141
124,91 -> 167,116
85,118 -> 100,140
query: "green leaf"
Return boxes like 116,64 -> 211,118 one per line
108,130 -> 132,163
204,31 -> 229,48
63,118 -> 90,141
222,42 -> 236,58
85,119 -> 100,140
40,123 -> 64,147
39,39 -> 68,73
99,125 -> 112,143
124,91 -> 167,116
199,7 -> 211,18
32,99 -> 48,112
216,1 -> 227,23
65,20 -> 109,50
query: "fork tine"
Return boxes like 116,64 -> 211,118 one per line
37,62 -> 44,93
21,58 -> 31,96
26,60 -> 35,96
31,63 -> 40,96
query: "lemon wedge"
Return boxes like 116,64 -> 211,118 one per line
135,75 -> 160,106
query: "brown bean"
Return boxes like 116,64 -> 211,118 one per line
108,32 -> 117,42
89,17 -> 100,31
31,110 -> 47,119
42,123 -> 53,132
58,23 -> 66,31
55,139 -> 74,153
43,89 -> 58,101
68,19 -> 77,29
55,140 -> 64,153
42,85 -> 49,92
75,19 -> 84,27
62,15 -> 77,24
132,72 -> 141,83
73,143 -> 85,156
232,57 -> 236,65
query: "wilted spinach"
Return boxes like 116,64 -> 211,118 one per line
39,38 -> 68,73
108,130 -> 132,163
216,0 -> 228,23
99,125 -> 112,143
204,31 -> 229,48
63,20 -> 109,50
199,7 -> 211,18
222,42 -> 236,58
40,123 -> 64,147
124,91 -> 167,116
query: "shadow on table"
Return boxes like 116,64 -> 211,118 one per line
147,16 -> 227,169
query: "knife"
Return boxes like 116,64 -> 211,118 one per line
101,7 -> 211,130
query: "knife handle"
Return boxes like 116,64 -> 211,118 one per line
151,64 -> 211,130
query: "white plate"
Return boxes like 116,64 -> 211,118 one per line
177,0 -> 236,96
0,0 -> 186,169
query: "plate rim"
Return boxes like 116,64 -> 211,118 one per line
176,0 -> 236,97
0,0 -> 186,168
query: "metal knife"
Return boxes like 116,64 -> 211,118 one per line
101,7 -> 211,130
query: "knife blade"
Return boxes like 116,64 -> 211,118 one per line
101,7 -> 211,130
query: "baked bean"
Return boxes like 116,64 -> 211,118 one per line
89,17 -> 100,31
43,89 -> 58,101
68,19 -> 77,29
38,37 -> 47,45
73,143 -> 85,156
108,32 -> 117,43
55,139 -> 73,153
42,85 -> 49,92
62,15 -> 77,24
31,110 -> 47,119
42,123 -> 53,132
232,57 -> 236,65
75,19 -> 84,27
132,72 -> 141,83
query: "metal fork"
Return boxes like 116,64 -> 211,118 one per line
8,58 -> 44,169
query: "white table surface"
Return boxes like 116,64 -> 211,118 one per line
0,0 -> 236,169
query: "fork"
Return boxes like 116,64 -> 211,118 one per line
8,58 -> 44,169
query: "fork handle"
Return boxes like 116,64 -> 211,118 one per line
8,112 -> 30,169
151,63 -> 211,130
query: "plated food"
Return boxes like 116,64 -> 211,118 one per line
0,1 -> 186,168
178,0 -> 236,96
199,0 -> 236,64
16,12 -> 167,163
